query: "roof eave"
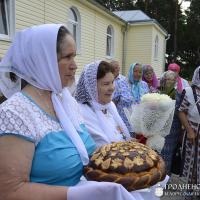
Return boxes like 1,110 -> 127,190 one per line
128,19 -> 168,36
86,0 -> 127,24
85,1 -> 168,35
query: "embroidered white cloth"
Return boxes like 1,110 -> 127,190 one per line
76,176 -> 169,200
0,24 -> 89,165
68,181 -> 137,200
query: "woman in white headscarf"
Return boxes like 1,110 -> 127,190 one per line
0,25 -> 136,200
75,61 -> 131,148
178,66 -> 200,191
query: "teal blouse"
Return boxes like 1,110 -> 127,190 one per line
0,92 -> 96,186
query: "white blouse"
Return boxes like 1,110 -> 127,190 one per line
79,103 -> 125,148
183,87 -> 200,123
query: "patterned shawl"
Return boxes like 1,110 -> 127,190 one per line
75,61 -> 130,139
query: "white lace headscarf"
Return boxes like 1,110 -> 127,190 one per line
192,66 -> 200,88
75,61 -> 130,141
0,24 -> 89,165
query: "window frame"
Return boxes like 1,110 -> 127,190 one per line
68,6 -> 81,54
154,35 -> 159,60
106,25 -> 114,58
0,0 -> 15,41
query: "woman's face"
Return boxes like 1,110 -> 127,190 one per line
112,62 -> 120,78
144,69 -> 153,82
133,65 -> 142,81
165,75 -> 176,88
58,34 -> 77,88
97,72 -> 115,105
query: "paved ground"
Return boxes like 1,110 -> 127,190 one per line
160,174 -> 200,200
161,174 -> 185,200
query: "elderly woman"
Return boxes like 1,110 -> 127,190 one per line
0,25 -> 135,200
178,66 -> 200,190
168,63 -> 190,93
142,64 -> 159,93
110,60 -> 133,134
75,61 -> 131,148
159,70 -> 177,99
128,63 -> 149,104
160,70 -> 182,173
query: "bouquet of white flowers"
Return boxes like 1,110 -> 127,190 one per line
125,93 -> 175,152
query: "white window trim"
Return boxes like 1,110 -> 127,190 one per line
106,25 -> 114,58
154,35 -> 159,61
68,7 -> 81,54
0,0 -> 15,41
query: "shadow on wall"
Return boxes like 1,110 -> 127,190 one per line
0,95 -> 6,103
0,57 -> 7,104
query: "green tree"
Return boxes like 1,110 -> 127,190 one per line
95,0 -> 137,11
96,0 -> 193,78
179,0 -> 200,78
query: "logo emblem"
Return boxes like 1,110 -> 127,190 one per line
155,184 -> 164,197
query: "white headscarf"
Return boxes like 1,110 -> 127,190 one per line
192,66 -> 200,88
0,72 -> 21,98
0,24 -> 89,165
75,61 -> 130,141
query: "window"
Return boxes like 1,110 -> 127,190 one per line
106,25 -> 114,57
0,0 -> 15,40
154,35 -> 159,60
68,7 -> 81,53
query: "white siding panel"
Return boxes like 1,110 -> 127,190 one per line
16,0 -> 45,30
0,41 -> 10,59
151,26 -> 166,77
125,25 -> 152,75
0,0 -> 165,80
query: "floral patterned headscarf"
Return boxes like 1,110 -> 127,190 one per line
75,60 -> 101,103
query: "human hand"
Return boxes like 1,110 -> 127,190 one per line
187,127 -> 196,145
68,181 -> 136,200
135,133 -> 147,144
130,138 -> 138,142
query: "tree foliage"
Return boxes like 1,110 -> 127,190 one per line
180,0 -> 200,78
96,0 -> 137,11
96,0 -> 197,79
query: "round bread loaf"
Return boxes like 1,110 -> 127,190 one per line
84,141 -> 166,191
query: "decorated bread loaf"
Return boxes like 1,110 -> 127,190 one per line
84,141 -> 166,191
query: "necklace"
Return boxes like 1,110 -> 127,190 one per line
101,109 -> 107,114
34,88 -> 55,116
116,126 -> 127,140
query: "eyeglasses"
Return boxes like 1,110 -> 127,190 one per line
165,78 -> 176,81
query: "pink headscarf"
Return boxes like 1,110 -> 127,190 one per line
168,63 -> 182,92
142,64 -> 159,89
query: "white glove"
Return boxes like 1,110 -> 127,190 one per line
67,181 -> 136,200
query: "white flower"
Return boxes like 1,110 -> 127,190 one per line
126,93 -> 175,151
141,93 -> 172,103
